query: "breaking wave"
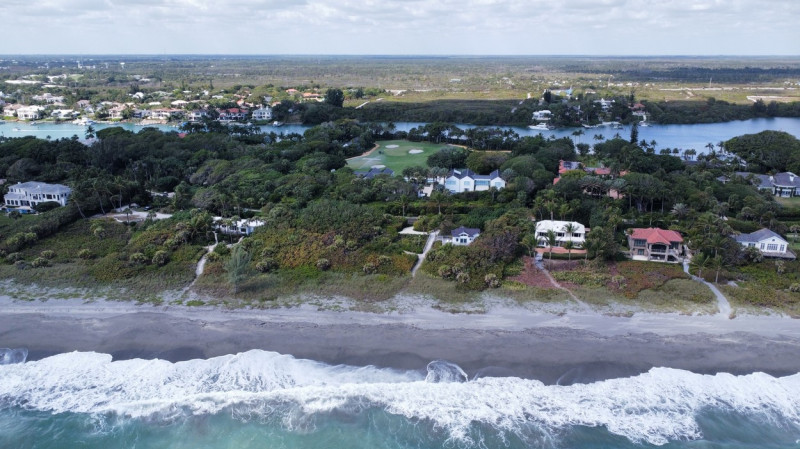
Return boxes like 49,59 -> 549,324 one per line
1,350 -> 799,446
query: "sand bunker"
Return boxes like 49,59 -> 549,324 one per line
409,149 -> 423,154
385,144 -> 399,149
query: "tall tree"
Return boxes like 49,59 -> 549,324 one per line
324,88 -> 344,107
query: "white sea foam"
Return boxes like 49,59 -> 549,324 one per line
1,350 -> 799,446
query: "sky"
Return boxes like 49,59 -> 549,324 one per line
0,0 -> 798,55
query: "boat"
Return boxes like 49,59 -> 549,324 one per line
12,127 -> 21,131
73,117 -> 95,126
272,121 -> 284,127
30,121 -> 38,126
612,123 -> 623,130
528,123 -> 550,130
639,121 -> 651,127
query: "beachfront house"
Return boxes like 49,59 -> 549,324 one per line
735,228 -> 796,260
535,220 -> 586,248
442,226 -> 480,246
252,107 -> 273,121
213,217 -> 265,236
627,227 -> 685,263
4,182 -> 72,209
441,169 -> 505,193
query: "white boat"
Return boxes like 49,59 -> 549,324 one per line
272,121 -> 284,127
528,123 -> 550,130
12,127 -> 21,131
73,118 -> 95,126
639,121 -> 651,127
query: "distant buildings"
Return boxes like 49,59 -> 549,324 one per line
4,182 -> 72,209
628,227 -> 685,263
719,172 -> 800,198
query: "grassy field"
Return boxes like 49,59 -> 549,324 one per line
776,197 -> 800,208
347,140 -> 459,173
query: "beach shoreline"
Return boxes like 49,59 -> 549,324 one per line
3,294 -> 800,384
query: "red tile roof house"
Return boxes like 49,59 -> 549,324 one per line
627,228 -> 686,263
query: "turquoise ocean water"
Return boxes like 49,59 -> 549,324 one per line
2,350 -> 799,448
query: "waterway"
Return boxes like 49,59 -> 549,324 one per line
2,117 -> 799,154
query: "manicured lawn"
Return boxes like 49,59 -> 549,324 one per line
347,140 -> 460,173
776,196 -> 800,207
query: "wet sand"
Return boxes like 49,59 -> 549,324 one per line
2,298 -> 800,384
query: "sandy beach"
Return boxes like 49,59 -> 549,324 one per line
2,295 -> 800,384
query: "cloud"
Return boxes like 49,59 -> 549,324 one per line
0,0 -> 797,54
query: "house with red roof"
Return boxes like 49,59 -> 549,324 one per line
627,227 -> 685,263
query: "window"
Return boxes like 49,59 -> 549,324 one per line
766,244 -> 779,251
573,233 -> 582,238
637,249 -> 644,255
634,239 -> 646,247
761,243 -> 765,249
780,245 -> 785,252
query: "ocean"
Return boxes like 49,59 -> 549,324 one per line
1,349 -> 799,448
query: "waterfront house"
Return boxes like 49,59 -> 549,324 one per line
252,107 -> 273,121
3,104 -> 22,117
187,110 -> 208,121
441,169 -> 505,193
217,108 -> 248,121
443,226 -> 480,246
628,227 -> 685,263
735,228 -> 796,260
719,171 -> 800,197
532,110 -> 552,122
535,220 -> 586,248
4,182 -> 72,209
16,106 -> 45,120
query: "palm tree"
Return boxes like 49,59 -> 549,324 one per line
545,229 -> 557,268
671,203 -> 690,220
690,253 -> 711,279
564,240 -> 575,261
710,255 -> 725,284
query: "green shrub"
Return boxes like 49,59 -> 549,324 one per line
152,250 -> 169,266
78,249 -> 92,260
363,262 -> 377,274
40,250 -> 55,260
214,244 -> 231,256
6,252 -> 22,263
484,273 -> 501,288
129,252 -> 148,265
316,258 -> 331,271
31,257 -> 50,268
256,257 -> 278,272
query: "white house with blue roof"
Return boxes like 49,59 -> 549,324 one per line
735,228 -> 795,259
4,182 -> 72,209
442,226 -> 481,246
441,169 -> 505,193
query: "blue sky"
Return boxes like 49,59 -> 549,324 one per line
0,0 -> 798,55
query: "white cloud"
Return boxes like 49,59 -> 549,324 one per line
0,0 -> 796,54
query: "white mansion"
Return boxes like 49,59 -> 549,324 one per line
440,169 -> 506,194
4,182 -> 72,209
